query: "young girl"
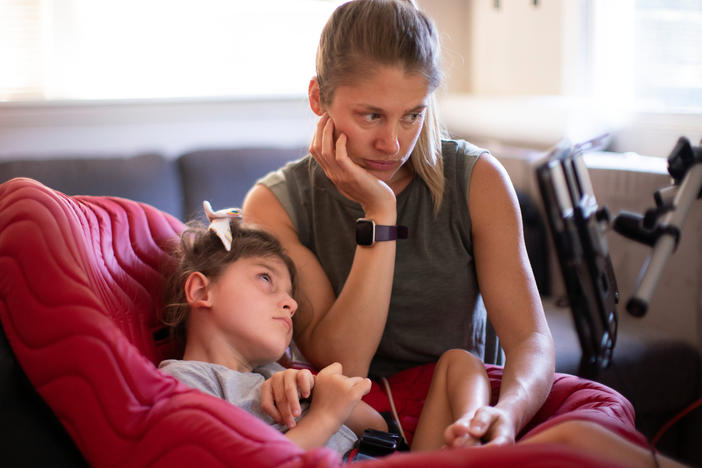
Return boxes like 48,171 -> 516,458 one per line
157,203 -> 492,455
159,203 -> 687,466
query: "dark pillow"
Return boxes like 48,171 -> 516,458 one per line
0,153 -> 184,219
517,190 -> 550,295
178,147 -> 305,221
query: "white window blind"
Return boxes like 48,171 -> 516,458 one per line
0,0 -> 44,100
592,0 -> 702,112
634,0 -> 702,111
0,0 -> 345,102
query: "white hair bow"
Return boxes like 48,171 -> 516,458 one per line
203,200 -> 242,251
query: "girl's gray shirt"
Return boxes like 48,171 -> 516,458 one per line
258,139 -> 491,377
159,359 -> 357,455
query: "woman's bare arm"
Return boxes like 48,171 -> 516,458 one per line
243,184 -> 396,377
467,153 -> 555,444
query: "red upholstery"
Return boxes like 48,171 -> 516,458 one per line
0,177 -> 646,467
364,362 -> 647,447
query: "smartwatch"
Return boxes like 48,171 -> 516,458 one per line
356,218 -> 409,246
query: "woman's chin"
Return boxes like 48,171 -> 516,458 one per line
372,166 -> 413,190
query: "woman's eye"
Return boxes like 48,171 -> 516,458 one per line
403,112 -> 423,124
363,113 -> 381,122
258,273 -> 272,283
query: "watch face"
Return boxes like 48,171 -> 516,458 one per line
356,219 -> 374,246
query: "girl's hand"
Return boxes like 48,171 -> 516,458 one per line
306,362 -> 371,428
261,368 -> 315,429
309,114 -> 396,218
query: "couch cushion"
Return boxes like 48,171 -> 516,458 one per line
178,147 -> 305,221
0,153 -> 184,219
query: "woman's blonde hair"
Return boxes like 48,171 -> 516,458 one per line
316,0 -> 447,212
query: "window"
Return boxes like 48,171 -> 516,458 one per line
441,0 -> 702,156
591,0 -> 702,113
0,0 -> 346,102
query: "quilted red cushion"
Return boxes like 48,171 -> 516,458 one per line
363,362 -> 646,448
0,177 -> 644,467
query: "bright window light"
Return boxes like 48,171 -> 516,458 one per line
592,0 -> 702,113
0,0 -> 346,102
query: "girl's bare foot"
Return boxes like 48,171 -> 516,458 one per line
444,418 -> 481,448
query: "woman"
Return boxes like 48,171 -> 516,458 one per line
243,0 -> 553,447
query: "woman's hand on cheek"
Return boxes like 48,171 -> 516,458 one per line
310,114 -> 396,217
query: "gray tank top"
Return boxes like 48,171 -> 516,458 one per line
259,140 -> 489,377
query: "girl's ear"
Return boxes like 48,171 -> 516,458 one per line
308,77 -> 324,116
184,272 -> 212,309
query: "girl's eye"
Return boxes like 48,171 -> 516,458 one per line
258,273 -> 272,283
363,113 -> 381,122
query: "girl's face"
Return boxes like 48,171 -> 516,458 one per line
323,66 -> 431,191
208,255 -> 297,369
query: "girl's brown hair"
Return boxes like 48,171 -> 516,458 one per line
160,220 -> 297,346
316,0 -> 447,212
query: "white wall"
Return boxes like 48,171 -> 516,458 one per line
467,0 -> 567,95
416,0 -> 473,94
420,0 -> 583,96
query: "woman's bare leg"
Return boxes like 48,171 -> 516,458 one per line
411,349 -> 491,451
522,420 -> 689,468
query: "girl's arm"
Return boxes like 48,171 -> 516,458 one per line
284,407 -> 348,450
285,400 -> 388,451
283,363 -> 374,449
260,368 -> 386,436
466,153 -> 555,444
343,401 -> 388,436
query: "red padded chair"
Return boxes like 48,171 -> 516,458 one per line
0,177 -> 648,467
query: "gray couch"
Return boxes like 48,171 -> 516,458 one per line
0,148 -> 308,222
1,147 -> 699,466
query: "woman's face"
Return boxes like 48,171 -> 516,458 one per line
324,66 -> 431,190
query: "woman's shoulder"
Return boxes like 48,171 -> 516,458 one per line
439,139 -> 490,186
441,139 -> 490,160
257,154 -> 313,188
